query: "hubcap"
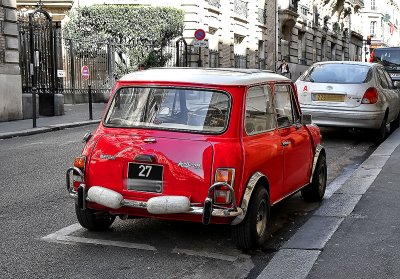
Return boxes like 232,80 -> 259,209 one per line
256,200 -> 267,236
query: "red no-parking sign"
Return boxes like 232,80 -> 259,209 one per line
81,65 -> 90,80
194,29 -> 206,41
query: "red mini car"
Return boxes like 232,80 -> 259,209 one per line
66,68 -> 327,250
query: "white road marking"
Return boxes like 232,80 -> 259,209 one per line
42,224 -> 247,261
41,223 -> 156,251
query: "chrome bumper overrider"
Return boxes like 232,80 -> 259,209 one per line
66,167 -> 244,222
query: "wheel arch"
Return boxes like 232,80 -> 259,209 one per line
231,172 -> 270,225
310,144 -> 326,183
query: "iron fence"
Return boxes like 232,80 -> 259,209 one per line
234,54 -> 247,68
258,58 -> 266,70
209,50 -> 219,68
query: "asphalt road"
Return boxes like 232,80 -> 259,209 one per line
0,125 -> 377,279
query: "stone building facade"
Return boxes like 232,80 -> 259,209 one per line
278,0 -> 364,80
0,0 -> 22,121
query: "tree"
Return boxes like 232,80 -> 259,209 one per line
63,5 -> 185,77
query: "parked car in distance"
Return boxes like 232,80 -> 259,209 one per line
295,61 -> 400,142
370,47 -> 400,87
66,68 -> 327,250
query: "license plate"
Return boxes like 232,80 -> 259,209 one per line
390,73 -> 400,78
127,163 -> 163,193
313,94 -> 345,102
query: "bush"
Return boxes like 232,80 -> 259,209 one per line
63,5 -> 184,77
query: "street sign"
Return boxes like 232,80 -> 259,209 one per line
81,65 -> 90,80
57,70 -> 66,78
193,40 -> 208,48
194,29 -> 206,41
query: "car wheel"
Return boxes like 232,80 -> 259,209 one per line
301,155 -> 327,202
375,115 -> 388,144
390,112 -> 400,131
231,186 -> 270,250
75,203 -> 116,231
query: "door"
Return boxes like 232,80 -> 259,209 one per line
243,85 -> 283,204
273,83 -> 313,195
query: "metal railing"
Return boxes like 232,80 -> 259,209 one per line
258,58 -> 266,70
206,0 -> 221,9
209,50 -> 219,68
257,8 -> 267,25
234,0 -> 248,18
234,54 -> 247,68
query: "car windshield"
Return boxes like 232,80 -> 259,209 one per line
373,49 -> 400,66
104,87 -> 230,133
302,64 -> 371,84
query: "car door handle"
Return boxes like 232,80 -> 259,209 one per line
282,141 -> 291,147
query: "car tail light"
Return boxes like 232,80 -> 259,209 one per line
361,87 -> 378,104
74,155 -> 86,171
214,168 -> 235,204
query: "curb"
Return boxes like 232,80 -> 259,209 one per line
257,128 -> 400,279
0,120 -> 100,140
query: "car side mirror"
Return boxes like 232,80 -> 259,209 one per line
301,114 -> 312,125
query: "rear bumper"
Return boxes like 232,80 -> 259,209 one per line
66,167 -> 243,224
301,106 -> 385,129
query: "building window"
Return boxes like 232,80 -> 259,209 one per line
321,37 -> 326,60
258,40 -> 265,69
313,36 -> 317,62
370,21 -> 377,36
331,43 -> 336,61
371,0 -> 376,11
298,32 -> 306,65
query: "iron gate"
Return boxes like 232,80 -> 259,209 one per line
18,5 -> 192,107
18,6 -> 58,95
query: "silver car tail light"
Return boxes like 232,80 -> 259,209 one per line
361,87 -> 378,104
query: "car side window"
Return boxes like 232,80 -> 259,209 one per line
273,84 -> 295,128
245,85 -> 276,135
377,68 -> 389,89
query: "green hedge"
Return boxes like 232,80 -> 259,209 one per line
63,5 -> 185,76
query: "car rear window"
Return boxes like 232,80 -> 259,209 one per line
301,64 -> 372,84
104,87 -> 230,134
373,49 -> 400,66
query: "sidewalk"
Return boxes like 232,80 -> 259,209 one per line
258,129 -> 400,279
0,103 -> 107,139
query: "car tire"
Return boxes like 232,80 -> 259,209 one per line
75,203 -> 116,231
231,186 -> 270,250
390,112 -> 400,131
375,115 -> 388,144
301,155 -> 327,202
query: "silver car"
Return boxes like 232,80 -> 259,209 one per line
295,61 -> 400,142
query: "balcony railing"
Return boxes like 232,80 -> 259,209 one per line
234,0 -> 248,18
257,8 -> 266,25
206,0 -> 221,9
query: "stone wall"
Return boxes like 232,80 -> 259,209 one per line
0,0 -> 22,122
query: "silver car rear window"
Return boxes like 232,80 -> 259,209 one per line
302,64 -> 372,84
